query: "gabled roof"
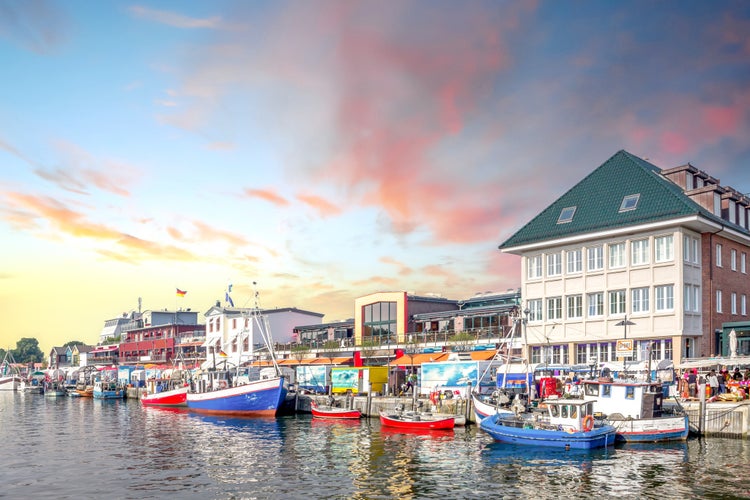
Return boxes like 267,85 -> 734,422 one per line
499,150 -> 717,251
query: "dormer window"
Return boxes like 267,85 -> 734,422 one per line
557,206 -> 576,224
619,194 -> 640,212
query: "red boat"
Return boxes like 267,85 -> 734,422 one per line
379,411 -> 455,430
310,400 -> 362,419
141,385 -> 188,407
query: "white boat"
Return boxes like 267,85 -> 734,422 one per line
580,376 -> 688,442
0,351 -> 22,391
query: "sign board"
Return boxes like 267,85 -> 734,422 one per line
616,339 -> 634,358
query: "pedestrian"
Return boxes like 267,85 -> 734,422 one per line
687,369 -> 697,398
708,370 -> 719,397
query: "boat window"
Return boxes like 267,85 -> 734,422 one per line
570,405 -> 578,418
551,405 -> 559,417
626,386 -> 635,399
584,384 -> 598,396
602,385 -> 611,397
561,405 -> 568,418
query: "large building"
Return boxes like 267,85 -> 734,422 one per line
500,150 -> 750,366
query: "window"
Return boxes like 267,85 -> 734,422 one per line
547,252 -> 562,277
587,292 -> 604,317
362,301 -> 398,341
632,287 -> 650,314
528,299 -> 542,322
567,249 -> 582,274
557,206 -> 576,224
742,253 -> 747,274
625,386 -> 635,399
684,285 -> 699,312
631,239 -> 650,266
654,235 -> 674,262
716,290 -> 723,313
716,244 -> 722,267
731,249 -> 737,271
567,295 -> 583,319
731,292 -> 737,315
609,242 -> 626,269
655,285 -> 674,311
527,255 -> 542,279
587,246 -> 603,271
609,290 -> 626,315
547,297 -> 562,320
742,295 -> 747,316
620,194 -> 640,212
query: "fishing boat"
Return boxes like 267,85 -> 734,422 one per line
580,377 -> 688,442
0,351 -> 22,391
186,285 -> 287,417
141,380 -> 189,407
22,372 -> 45,394
93,378 -> 125,399
472,391 -> 514,422
379,408 -> 455,430
310,399 -> 361,419
480,399 -> 616,450
44,378 -> 68,397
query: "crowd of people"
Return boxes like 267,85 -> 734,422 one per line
678,366 -> 750,400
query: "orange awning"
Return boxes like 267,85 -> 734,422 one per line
393,352 -> 449,366
311,357 -> 352,365
469,350 -> 498,361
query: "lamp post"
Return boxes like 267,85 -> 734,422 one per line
615,316 -> 636,377
523,307 -> 530,405
405,343 -> 418,408
386,335 -> 391,396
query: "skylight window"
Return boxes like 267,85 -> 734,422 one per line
557,206 -> 576,224
619,194 -> 640,212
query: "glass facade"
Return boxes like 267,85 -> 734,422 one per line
362,301 -> 398,342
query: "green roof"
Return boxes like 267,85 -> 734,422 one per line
499,150 -> 715,250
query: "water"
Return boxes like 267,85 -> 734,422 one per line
2,392 -> 749,499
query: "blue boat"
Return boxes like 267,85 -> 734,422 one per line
186,372 -> 287,417
93,378 -> 125,399
480,399 -> 616,450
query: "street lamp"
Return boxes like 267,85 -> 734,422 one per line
386,335 -> 391,396
523,308 -> 530,405
615,316 -> 636,376
405,343 -> 418,408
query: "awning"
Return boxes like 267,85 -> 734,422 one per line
90,345 -> 119,354
677,356 -> 750,369
311,357 -> 352,365
393,353 -> 449,366
469,350 -> 498,361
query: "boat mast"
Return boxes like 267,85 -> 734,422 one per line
250,282 -> 282,376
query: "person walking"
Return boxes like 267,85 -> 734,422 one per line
708,370 -> 719,397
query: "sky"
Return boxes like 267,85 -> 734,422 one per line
1,0 -> 749,356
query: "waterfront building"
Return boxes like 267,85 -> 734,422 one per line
98,310 -> 142,344
203,303 -> 324,365
292,319 -> 355,347
118,309 -> 205,366
499,150 -> 750,366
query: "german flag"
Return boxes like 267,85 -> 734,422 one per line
176,288 -> 187,297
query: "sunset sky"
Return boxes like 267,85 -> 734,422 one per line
2,1 -> 749,356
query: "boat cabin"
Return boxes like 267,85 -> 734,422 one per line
581,380 -> 664,419
542,400 -> 596,432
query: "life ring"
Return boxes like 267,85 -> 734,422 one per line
218,380 -> 228,389
582,415 -> 594,432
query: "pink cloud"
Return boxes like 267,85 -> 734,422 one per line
244,188 -> 289,207
296,194 -> 342,218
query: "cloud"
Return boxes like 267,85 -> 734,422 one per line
244,188 -> 290,207
129,5 -> 222,29
0,0 -> 68,54
296,193 -> 341,217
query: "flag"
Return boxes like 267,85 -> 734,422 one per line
225,291 -> 234,307
219,350 -> 228,358
176,288 -> 187,297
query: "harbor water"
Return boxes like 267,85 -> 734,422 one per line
2,392 -> 750,499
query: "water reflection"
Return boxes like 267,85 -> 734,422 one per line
3,392 -> 750,499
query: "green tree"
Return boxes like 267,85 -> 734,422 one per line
448,332 -> 474,352
359,340 -> 379,366
12,338 -> 44,364
63,340 -> 88,348
321,340 -> 341,365
291,344 -> 311,363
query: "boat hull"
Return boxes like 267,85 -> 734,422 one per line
141,386 -> 188,407
472,393 -> 514,422
480,415 -> 616,450
187,377 -> 287,417
608,415 -> 689,442
94,390 -> 125,399
311,406 -> 361,419
379,412 -> 455,430
0,376 -> 22,391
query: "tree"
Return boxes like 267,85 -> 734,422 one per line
12,338 -> 44,364
291,345 -> 311,364
358,340 -> 379,366
63,340 -> 88,348
448,332 -> 475,352
321,340 -> 340,365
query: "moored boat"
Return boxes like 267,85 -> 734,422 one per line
93,379 -> 125,399
472,391 -> 514,422
187,374 -> 286,416
580,377 -> 689,442
480,399 -> 616,450
379,410 -> 455,430
310,399 -> 361,419
0,351 -> 22,391
142,384 -> 189,407
44,380 -> 68,397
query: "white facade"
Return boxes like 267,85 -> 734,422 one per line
517,224 -> 702,366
